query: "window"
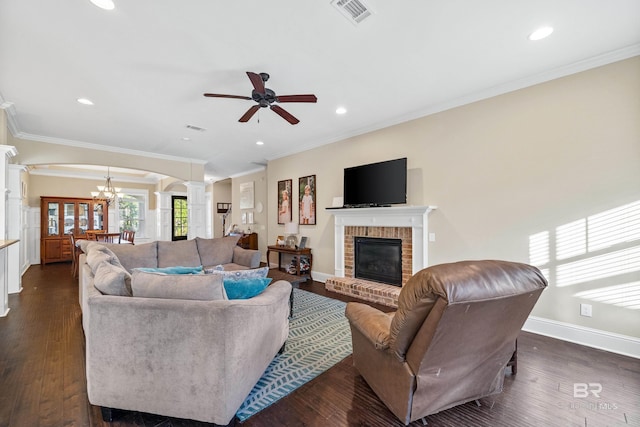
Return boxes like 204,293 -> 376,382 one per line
116,190 -> 148,238
172,195 -> 188,241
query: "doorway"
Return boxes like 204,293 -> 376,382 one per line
172,196 -> 188,241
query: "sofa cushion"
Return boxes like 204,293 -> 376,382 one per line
196,236 -> 241,267
135,266 -> 203,275
157,240 -> 201,268
131,270 -> 227,301
100,241 -> 158,272
223,277 -> 272,299
94,261 -> 132,296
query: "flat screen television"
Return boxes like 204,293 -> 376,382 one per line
343,157 -> 407,207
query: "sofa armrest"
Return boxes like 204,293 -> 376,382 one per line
345,302 -> 394,350
232,246 -> 261,268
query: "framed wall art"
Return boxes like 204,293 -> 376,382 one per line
277,179 -> 292,225
298,174 -> 316,225
239,181 -> 254,209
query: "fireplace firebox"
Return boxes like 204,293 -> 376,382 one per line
354,237 -> 402,286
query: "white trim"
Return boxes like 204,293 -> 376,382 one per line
28,168 -> 162,184
523,315 -> 640,359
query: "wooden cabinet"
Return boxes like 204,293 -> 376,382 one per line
41,197 -> 108,265
236,232 -> 258,250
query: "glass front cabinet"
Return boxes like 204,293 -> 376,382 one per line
40,197 -> 108,264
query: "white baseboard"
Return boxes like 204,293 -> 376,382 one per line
311,271 -> 332,283
523,316 -> 640,359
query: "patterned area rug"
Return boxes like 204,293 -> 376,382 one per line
235,288 -> 352,421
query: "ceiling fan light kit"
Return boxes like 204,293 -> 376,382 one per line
204,71 -> 317,125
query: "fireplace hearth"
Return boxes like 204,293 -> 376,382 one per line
354,237 -> 402,286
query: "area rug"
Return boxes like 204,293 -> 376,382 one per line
235,288 -> 352,421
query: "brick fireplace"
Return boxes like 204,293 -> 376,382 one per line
325,206 -> 436,307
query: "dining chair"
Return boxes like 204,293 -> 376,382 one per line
121,230 -> 135,245
69,234 -> 77,277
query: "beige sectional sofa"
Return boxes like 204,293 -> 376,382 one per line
78,237 -> 292,425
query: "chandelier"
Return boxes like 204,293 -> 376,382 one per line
91,167 -> 121,206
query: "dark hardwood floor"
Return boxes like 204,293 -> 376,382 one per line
1,263 -> 639,426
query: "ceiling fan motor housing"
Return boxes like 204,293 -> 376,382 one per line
253,88 -> 277,107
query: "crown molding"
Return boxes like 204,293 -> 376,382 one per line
0,96 -> 20,137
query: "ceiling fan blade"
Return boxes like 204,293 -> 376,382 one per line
276,94 -> 318,103
271,105 -> 299,125
246,72 -> 265,93
204,93 -> 252,100
239,105 -> 261,122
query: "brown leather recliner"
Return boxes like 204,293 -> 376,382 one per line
345,260 -> 547,425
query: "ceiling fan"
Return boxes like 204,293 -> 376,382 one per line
204,72 -> 317,125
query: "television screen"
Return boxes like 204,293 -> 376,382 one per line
343,158 -> 407,207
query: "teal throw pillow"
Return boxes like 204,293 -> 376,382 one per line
223,277 -> 272,299
135,265 -> 204,275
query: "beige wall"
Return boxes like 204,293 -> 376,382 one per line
267,57 -> 640,338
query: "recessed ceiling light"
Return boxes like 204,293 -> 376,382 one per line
336,107 -> 347,115
77,98 -> 94,106
256,141 -> 264,146
90,0 -> 115,10
528,26 -> 553,41
182,137 -> 191,142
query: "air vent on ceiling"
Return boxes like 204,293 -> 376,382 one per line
186,124 -> 206,132
331,0 -> 372,25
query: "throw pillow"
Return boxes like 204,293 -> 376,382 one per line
86,246 -> 117,272
131,270 -> 227,301
134,266 -> 204,275
205,266 -> 269,280
93,261 -> 132,296
223,277 -> 272,299
195,236 -> 241,267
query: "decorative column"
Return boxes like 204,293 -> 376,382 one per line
155,192 -> 173,241
0,144 -> 19,316
7,164 -> 25,293
185,181 -> 206,239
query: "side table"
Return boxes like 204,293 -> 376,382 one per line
266,245 -> 313,283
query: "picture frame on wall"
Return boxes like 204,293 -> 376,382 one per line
277,179 -> 293,225
299,175 -> 316,225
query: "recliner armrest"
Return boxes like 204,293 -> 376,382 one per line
232,246 -> 261,268
345,302 -> 394,350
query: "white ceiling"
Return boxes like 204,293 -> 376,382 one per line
1,0 -> 639,181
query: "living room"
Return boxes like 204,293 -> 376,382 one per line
1,1 -> 639,425
5,55 -> 639,357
